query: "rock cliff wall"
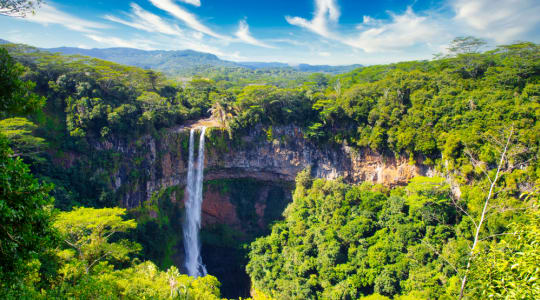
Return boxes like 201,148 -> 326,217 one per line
94,125 -> 431,209
87,124 -> 432,299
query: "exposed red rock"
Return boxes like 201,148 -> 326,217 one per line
201,187 -> 241,229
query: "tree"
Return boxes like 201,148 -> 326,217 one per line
447,36 -> 487,56
0,48 -> 45,117
54,207 -> 140,274
0,137 -> 57,291
0,0 -> 42,17
468,191 -> 539,299
450,127 -> 527,299
0,47 -> 56,294
146,70 -> 159,92
0,117 -> 45,157
208,97 -> 234,137
96,261 -> 222,299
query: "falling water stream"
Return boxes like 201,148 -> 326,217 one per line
183,127 -> 207,277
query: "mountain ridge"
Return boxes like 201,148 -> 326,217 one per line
45,46 -> 361,76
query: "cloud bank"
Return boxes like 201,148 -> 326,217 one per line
105,3 -> 183,37
287,0 -> 539,54
25,3 -> 107,33
148,0 -> 226,39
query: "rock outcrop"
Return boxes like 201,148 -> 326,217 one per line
95,125 -> 431,209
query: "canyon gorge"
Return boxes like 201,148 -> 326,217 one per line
63,124 -> 433,298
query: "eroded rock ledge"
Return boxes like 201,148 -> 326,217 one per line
96,125 -> 432,208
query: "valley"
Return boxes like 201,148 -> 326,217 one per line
0,3 -> 539,297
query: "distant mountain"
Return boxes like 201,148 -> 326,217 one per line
46,47 -> 238,76
295,63 -> 362,73
0,39 -> 12,44
238,61 -> 291,69
239,61 -> 361,74
45,46 -> 361,76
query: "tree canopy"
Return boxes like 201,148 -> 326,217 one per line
0,38 -> 538,299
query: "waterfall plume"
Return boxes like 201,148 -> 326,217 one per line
183,127 -> 207,277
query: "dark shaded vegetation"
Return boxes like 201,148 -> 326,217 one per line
202,178 -> 293,299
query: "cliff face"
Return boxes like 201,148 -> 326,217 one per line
88,125 -> 432,299
93,125 -> 431,210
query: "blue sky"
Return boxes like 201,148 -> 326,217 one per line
1,0 -> 539,65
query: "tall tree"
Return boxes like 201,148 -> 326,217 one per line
0,137 -> 56,291
447,36 -> 487,56
0,48 -> 56,294
0,48 -> 45,117
452,127 -> 529,299
54,207 -> 140,274
468,190 -> 539,299
0,117 -> 45,157
208,97 -> 234,137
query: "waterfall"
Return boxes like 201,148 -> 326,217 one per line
183,127 -> 208,277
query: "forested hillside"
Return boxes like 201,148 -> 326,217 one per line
46,46 -> 358,88
0,37 -> 538,299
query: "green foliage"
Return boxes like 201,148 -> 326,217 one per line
0,47 -> 57,295
248,172 -> 513,299
1,39 -> 538,299
3,44 -> 194,140
230,42 -> 539,175
51,207 -> 222,299
0,48 -> 44,117
0,117 -> 45,156
248,168 -> 535,299
468,197 -> 540,299
104,262 -> 221,300
231,84 -> 318,131
54,207 -> 140,274
62,262 -> 221,300
0,137 -> 57,292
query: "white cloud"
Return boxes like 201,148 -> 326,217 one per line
192,31 -> 204,40
178,0 -> 201,7
180,40 -> 225,56
268,38 -> 308,47
25,3 -> 107,33
318,51 -> 331,57
285,0 -> 340,38
149,0 -> 227,39
345,7 -> 445,52
104,3 -> 183,36
235,20 -> 276,48
101,2 -> 231,56
452,0 -> 540,43
286,1 -> 445,53
86,34 -> 156,50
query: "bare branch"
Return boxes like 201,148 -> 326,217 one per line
463,146 -> 492,183
459,126 -> 514,299
86,250 -> 112,273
